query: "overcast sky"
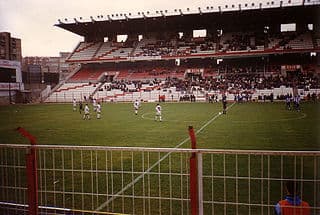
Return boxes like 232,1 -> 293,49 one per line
0,0 -> 306,57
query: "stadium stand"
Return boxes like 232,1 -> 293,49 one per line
64,31 -> 318,63
43,2 -> 320,103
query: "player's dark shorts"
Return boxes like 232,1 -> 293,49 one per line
223,102 -> 227,109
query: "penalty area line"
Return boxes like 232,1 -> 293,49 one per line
95,102 -> 236,211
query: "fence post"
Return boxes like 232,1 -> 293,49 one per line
16,127 -> 38,215
197,153 -> 203,215
189,126 -> 198,215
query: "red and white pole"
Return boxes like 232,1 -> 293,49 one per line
189,126 -> 198,215
16,127 -> 38,215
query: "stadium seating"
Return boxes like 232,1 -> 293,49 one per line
286,32 -> 314,49
46,83 -> 98,102
64,31 -> 319,63
68,42 -> 102,61
46,61 -> 320,103
69,68 -> 105,82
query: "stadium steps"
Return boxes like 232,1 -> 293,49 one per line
91,82 -> 105,97
130,41 -> 139,56
66,42 -> 100,61
97,47 -> 118,59
97,83 -> 164,102
66,42 -> 82,61
92,42 -> 104,58
56,83 -> 91,92
45,65 -> 82,100
76,42 -> 97,52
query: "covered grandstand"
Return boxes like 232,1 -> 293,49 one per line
46,1 -> 320,103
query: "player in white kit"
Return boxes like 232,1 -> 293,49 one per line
96,102 -> 101,119
155,103 -> 162,122
134,100 -> 140,115
73,99 -> 77,111
93,98 -> 97,112
83,104 -> 90,120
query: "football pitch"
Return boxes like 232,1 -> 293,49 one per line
0,101 -> 319,214
1,101 -> 319,150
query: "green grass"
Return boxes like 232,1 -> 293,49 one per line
0,102 -> 319,214
1,102 -> 319,150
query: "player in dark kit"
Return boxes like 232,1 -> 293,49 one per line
79,101 -> 83,114
285,94 -> 291,110
222,94 -> 227,114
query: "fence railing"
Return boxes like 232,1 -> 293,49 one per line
0,144 -> 319,215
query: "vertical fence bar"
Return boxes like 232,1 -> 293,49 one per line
236,154 -> 238,215
95,151 -> 99,210
17,150 -> 22,206
62,149 -> 65,209
189,126 -> 198,215
223,154 -> 226,215
43,150 -> 47,209
26,143 -> 38,215
181,152 -> 183,215
169,154 -> 172,215
111,151 -> 114,211
281,155 -> 283,199
80,150 -> 84,211
71,150 -> 75,209
131,151 -> 135,215
158,152 -> 162,215
211,154 -> 214,215
90,150 -> 94,211
248,154 -> 251,215
147,152 -> 151,215
105,151 -> 109,212
267,155 -> 270,215
4,148 -> 8,213
260,155 -> 264,215
13,148 -> 17,208
38,150 -> 42,209
121,151 -> 124,213
314,156 -> 317,215
142,152 -> 145,215
52,149 -> 56,207
186,152 -> 190,214
1,148 -> 4,201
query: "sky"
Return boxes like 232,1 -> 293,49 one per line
0,0 -> 306,57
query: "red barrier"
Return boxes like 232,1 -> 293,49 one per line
189,126 -> 198,215
16,127 -> 38,215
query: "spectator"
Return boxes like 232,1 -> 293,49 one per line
274,180 -> 310,215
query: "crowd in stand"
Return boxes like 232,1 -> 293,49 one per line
103,80 -> 143,92
95,65 -> 320,99
137,31 -> 313,58
223,34 -> 252,51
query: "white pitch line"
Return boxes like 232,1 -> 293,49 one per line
96,102 -> 236,211
232,112 -> 307,123
141,112 -> 196,123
